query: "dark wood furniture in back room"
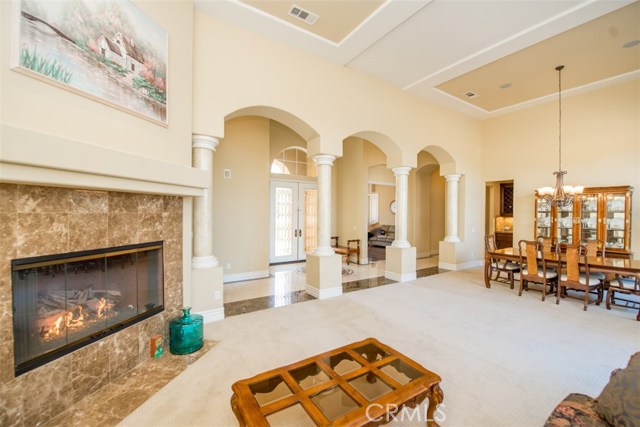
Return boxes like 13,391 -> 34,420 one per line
230,337 -> 444,427
331,236 -> 360,265
494,232 -> 513,249
534,185 -> 633,258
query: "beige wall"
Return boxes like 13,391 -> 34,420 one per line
213,117 -> 271,278
269,121 -> 308,163
374,185 -> 396,227
483,79 -> 640,258
336,138 -> 368,250
0,1 -> 194,166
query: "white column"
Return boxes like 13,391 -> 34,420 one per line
392,166 -> 411,248
444,174 -> 461,243
192,134 -> 219,268
313,154 -> 336,256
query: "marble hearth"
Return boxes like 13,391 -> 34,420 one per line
0,184 -> 184,426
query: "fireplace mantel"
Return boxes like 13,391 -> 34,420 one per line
1,124 -> 207,196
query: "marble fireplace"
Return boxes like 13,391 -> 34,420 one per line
12,241 -> 164,376
0,184 -> 184,426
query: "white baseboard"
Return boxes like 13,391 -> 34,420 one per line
196,307 -> 225,323
305,284 -> 342,299
385,271 -> 417,282
223,270 -> 269,283
438,260 -> 483,271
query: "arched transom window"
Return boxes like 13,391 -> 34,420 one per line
271,147 -> 317,177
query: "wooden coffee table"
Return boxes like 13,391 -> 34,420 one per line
230,337 -> 443,427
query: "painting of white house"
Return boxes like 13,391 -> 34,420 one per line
13,0 -> 168,125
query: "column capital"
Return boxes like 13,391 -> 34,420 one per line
313,154 -> 336,166
444,174 -> 462,182
192,134 -> 220,151
392,166 -> 411,176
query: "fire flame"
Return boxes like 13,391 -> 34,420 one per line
40,299 -> 115,341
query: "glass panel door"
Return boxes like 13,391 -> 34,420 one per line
556,203 -> 574,244
536,198 -> 552,238
270,180 -> 317,264
604,193 -> 626,250
302,186 -> 318,254
580,195 -> 598,242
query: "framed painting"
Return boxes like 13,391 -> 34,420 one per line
11,0 -> 168,126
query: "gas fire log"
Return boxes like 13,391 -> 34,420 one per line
37,309 -> 67,328
38,288 -> 121,311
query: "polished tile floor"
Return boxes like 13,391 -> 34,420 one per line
224,256 -> 443,316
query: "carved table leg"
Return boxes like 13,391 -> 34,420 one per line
484,256 -> 491,288
426,383 -> 444,427
230,393 -> 247,427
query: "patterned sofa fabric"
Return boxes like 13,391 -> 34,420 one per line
595,352 -> 640,427
544,352 -> 640,427
544,394 -> 610,427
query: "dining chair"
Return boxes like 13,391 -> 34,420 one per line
580,239 -> 606,281
555,243 -> 603,311
536,236 -> 556,254
606,274 -> 640,321
485,234 -> 520,289
517,239 -> 557,301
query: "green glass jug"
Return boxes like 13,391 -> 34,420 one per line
169,307 -> 203,355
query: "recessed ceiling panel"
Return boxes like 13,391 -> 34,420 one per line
435,2 -> 640,112
348,0 -> 583,87
240,0 -> 385,44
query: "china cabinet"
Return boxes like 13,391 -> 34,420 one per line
534,185 -> 633,257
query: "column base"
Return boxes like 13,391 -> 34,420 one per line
192,255 -> 219,269
305,254 -> 342,299
191,265 -> 224,323
385,246 -> 417,282
391,240 -> 411,249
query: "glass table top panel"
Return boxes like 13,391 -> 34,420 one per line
310,385 -> 360,421
266,403 -> 316,427
324,352 -> 362,375
348,372 -> 394,401
353,343 -> 390,363
290,362 -> 330,390
379,359 -> 423,385
249,375 -> 293,407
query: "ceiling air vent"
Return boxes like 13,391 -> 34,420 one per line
289,5 -> 319,25
463,91 -> 479,99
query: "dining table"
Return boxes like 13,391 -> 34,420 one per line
484,247 -> 640,289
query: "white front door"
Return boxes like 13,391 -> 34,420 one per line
269,180 -> 317,264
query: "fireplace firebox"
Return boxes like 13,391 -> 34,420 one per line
12,241 -> 164,376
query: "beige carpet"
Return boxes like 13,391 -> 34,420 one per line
120,268 -> 639,427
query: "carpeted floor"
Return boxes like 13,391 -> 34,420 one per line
120,267 -> 639,427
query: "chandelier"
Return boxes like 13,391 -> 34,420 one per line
536,65 -> 583,207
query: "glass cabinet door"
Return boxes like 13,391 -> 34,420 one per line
536,198 -> 552,238
556,203 -> 574,244
604,193 -> 627,250
579,195 -> 598,242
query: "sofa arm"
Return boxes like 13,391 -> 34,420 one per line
544,393 -> 610,427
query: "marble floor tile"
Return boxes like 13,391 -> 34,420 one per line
224,257 -> 446,317
43,341 -> 216,427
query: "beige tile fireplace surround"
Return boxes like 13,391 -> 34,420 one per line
0,184 -> 184,426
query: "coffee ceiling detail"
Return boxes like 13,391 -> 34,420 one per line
196,0 -> 639,118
